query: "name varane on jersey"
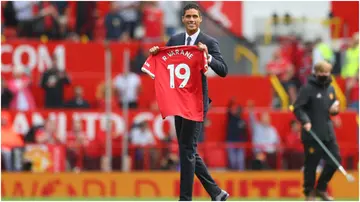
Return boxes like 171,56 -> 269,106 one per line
141,46 -> 208,121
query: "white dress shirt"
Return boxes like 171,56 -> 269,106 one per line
185,29 -> 213,64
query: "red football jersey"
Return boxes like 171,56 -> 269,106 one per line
141,46 -> 208,121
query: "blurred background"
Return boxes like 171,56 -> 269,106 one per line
1,0 -> 359,200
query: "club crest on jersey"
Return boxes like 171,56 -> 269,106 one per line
316,93 -> 322,98
329,93 -> 334,100
309,147 -> 315,154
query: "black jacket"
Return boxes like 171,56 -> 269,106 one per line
64,98 -> 90,109
226,110 -> 247,142
293,75 -> 338,142
40,69 -> 70,108
166,32 -> 228,113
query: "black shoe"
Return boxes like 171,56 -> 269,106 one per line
212,190 -> 229,201
316,190 -> 334,201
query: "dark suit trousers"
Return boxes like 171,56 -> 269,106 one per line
175,116 -> 221,201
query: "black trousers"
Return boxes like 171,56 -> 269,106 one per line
175,116 -> 221,201
302,139 -> 341,196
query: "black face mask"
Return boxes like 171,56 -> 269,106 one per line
317,75 -> 329,82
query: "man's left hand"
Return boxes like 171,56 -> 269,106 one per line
329,100 -> 340,114
198,42 -> 209,57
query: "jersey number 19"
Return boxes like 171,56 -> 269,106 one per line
167,63 -> 191,88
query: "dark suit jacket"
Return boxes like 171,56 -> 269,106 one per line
166,32 -> 228,113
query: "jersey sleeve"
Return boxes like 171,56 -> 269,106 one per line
141,55 -> 156,79
201,51 -> 209,75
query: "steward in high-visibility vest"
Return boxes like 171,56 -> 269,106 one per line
341,35 -> 359,78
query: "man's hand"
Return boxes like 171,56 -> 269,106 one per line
149,46 -> 160,55
197,42 -> 209,58
329,100 -> 340,114
303,122 -> 312,132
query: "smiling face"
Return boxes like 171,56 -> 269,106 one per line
182,8 -> 202,35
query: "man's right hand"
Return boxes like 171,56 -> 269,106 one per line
303,122 -> 312,132
149,46 -> 160,55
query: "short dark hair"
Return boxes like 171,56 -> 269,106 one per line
182,3 -> 201,16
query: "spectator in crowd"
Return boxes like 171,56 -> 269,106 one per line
130,121 -> 155,170
66,119 -> 87,171
1,77 -> 13,109
160,133 -> 179,170
111,1 -> 140,39
113,68 -> 142,109
64,86 -> 90,109
341,33 -> 359,79
13,1 -> 58,38
160,153 -> 179,170
7,66 -> 36,111
12,1 -> 37,37
142,1 -> 164,43
82,130 -> 103,171
96,82 -> 120,110
158,1 -> 181,37
266,48 -> 293,80
226,98 -> 247,170
75,1 -> 97,40
131,46 -> 149,74
40,55 -> 71,108
251,152 -> 270,170
284,120 -> 303,169
248,100 -> 280,169
341,33 -> 359,111
50,1 -> 70,39
105,3 -> 126,41
35,118 -> 61,144
24,124 -> 43,144
266,49 -> 296,108
298,41 -> 314,85
345,74 -> 359,111
97,120 -> 123,171
33,2 -> 61,39
312,37 -> 334,70
2,1 -> 18,30
1,111 -> 24,172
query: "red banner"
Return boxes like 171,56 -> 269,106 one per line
23,144 -> 66,172
3,109 -> 358,147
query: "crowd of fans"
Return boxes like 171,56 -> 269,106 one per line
266,33 -> 359,111
1,1 -> 182,42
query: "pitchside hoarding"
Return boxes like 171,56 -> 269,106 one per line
2,172 -> 358,198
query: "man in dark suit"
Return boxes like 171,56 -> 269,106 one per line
150,3 -> 228,201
